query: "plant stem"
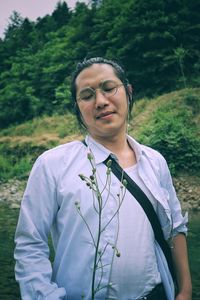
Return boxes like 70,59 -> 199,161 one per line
91,207 -> 102,299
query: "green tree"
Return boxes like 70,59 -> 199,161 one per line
4,11 -> 24,39
90,0 -> 200,96
0,0 -> 199,128
0,80 -> 38,127
52,1 -> 71,29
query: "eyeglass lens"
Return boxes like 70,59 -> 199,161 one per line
79,80 -> 121,101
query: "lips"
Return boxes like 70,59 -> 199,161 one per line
96,111 -> 114,119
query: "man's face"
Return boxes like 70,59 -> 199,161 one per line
75,63 -> 129,141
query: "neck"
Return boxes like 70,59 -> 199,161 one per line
91,132 -> 129,153
89,131 -> 137,168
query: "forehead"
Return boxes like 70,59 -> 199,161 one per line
75,63 -> 119,90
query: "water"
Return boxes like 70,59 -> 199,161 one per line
0,203 -> 199,299
188,212 -> 200,300
0,203 -> 20,299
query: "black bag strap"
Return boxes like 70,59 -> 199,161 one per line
82,140 -> 176,282
104,155 -> 176,282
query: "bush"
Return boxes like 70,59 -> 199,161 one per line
183,92 -> 200,115
11,157 -> 32,179
0,155 -> 11,180
0,154 -> 32,181
137,99 -> 200,174
0,142 -> 48,181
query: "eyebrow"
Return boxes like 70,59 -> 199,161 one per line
79,79 -> 120,91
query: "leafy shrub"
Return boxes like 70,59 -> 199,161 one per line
183,92 -> 200,115
137,99 -> 200,174
11,157 -> 32,179
0,154 -> 32,181
0,141 -> 48,181
0,155 -> 11,180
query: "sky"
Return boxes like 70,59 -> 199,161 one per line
0,0 -> 88,38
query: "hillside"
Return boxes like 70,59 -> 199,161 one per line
0,88 -> 200,210
0,88 -> 199,181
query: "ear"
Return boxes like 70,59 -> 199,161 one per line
127,84 -> 133,105
127,84 -> 133,95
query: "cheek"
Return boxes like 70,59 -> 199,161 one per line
78,103 -> 93,123
115,94 -> 129,114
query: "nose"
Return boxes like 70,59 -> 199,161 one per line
95,89 -> 109,109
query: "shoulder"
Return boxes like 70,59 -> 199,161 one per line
26,140 -> 89,187
33,140 -> 86,172
40,140 -> 83,160
141,144 -> 166,162
140,144 -> 171,182
128,136 -> 169,178
128,135 -> 166,164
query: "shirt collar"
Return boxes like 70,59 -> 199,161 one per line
126,135 -> 143,162
85,135 -> 112,164
84,135 -> 144,165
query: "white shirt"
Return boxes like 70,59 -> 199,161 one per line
14,135 -> 188,300
107,164 -> 161,300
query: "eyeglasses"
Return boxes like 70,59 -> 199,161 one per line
77,80 -> 124,102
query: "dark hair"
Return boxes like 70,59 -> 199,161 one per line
71,57 -> 133,128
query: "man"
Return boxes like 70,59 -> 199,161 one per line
15,57 -> 192,299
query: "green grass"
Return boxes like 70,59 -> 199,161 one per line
0,113 -> 79,138
0,154 -> 32,181
0,113 -> 82,181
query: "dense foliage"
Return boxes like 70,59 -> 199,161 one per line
0,0 -> 199,128
134,89 -> 200,174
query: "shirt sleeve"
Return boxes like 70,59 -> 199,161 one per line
159,156 -> 188,237
14,156 -> 66,299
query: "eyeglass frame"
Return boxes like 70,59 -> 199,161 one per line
76,80 -> 124,102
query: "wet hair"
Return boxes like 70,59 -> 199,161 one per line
71,57 -> 133,128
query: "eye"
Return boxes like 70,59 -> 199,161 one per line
79,88 -> 94,101
102,81 -> 117,93
104,86 -> 116,93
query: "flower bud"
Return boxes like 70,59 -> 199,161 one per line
79,174 -> 85,181
106,159 -> 112,168
122,179 -> 127,187
75,201 -> 80,210
90,175 -> 95,181
87,153 -> 93,161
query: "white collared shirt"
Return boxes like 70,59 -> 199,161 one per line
106,164 -> 161,300
14,135 -> 187,300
